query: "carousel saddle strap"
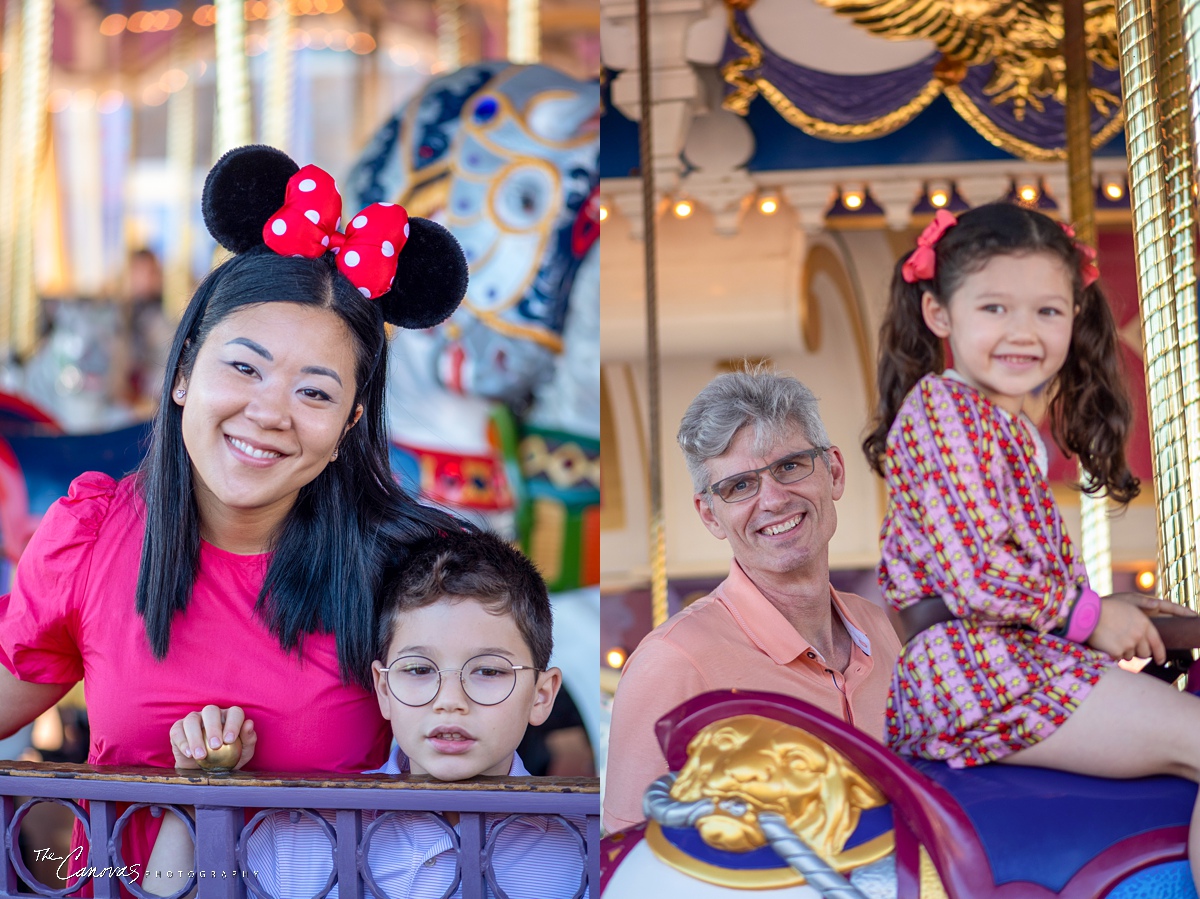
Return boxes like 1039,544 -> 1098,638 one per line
896,596 -> 1200,649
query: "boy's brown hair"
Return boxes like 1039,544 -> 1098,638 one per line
377,530 -> 553,670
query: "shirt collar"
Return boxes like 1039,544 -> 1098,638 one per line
369,745 -> 530,777
720,560 -> 871,664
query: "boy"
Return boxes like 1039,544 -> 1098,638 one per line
148,531 -> 587,899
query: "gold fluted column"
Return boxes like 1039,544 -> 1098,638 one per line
214,0 -> 251,154
1159,0 -> 1200,607
263,1 -> 293,151
0,0 -> 24,352
1116,0 -> 1196,607
508,0 -> 539,64
164,34 -> 196,322
12,0 -> 53,358
1064,0 -> 1113,594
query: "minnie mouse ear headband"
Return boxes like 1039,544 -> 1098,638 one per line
900,208 -> 1100,289
201,144 -> 468,329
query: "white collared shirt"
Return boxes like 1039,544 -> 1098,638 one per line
246,750 -> 589,899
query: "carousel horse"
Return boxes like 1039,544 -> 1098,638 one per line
601,689 -> 1200,898
348,61 -> 600,590
348,61 -> 602,762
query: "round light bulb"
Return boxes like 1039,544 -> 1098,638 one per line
599,205 -> 608,222
1136,569 -> 1157,591
759,197 -> 779,215
606,648 -> 627,669
842,191 -> 864,210
673,200 -> 693,219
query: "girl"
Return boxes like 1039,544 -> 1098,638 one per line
0,144 -> 471,886
862,202 -> 1200,887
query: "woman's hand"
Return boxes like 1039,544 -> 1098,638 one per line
1086,595 -> 1167,664
169,705 -> 256,770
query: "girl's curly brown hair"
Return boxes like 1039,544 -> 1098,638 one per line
862,202 -> 1139,504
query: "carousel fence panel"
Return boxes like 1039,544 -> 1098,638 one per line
0,762 -> 599,899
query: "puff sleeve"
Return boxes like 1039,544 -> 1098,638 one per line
0,472 -> 117,684
879,376 -> 1085,633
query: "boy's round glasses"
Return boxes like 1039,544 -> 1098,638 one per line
380,654 -> 540,707
703,447 -> 830,504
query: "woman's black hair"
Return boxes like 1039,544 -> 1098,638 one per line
862,202 -> 1139,504
136,146 -> 470,688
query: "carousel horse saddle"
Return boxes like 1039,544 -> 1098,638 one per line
913,760 -> 1198,892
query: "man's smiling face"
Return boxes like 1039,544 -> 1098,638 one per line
694,423 -> 844,583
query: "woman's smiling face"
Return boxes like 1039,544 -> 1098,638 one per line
176,302 -> 361,545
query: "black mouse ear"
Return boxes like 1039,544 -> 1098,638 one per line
376,218 -> 469,329
202,145 -> 299,253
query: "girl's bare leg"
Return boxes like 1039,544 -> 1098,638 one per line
997,667 -> 1200,889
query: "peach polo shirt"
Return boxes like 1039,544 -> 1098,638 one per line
602,560 -> 902,833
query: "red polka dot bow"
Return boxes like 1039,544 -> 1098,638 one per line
262,164 -> 410,299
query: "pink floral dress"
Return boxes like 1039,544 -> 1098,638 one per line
879,374 -> 1114,767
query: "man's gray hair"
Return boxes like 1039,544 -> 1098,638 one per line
677,367 -> 832,493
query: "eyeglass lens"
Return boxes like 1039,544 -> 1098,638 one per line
713,451 -> 818,503
387,654 -> 518,706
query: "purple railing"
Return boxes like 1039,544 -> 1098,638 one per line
0,761 -> 599,899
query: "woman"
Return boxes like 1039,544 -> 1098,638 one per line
0,145 -> 469,879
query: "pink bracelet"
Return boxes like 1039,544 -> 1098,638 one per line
1063,587 -> 1102,643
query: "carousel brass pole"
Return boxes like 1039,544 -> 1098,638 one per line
12,0 -> 52,358
508,0 -> 539,64
1063,0 -> 1113,594
263,0 -> 294,151
636,0 -> 668,627
1116,0 -> 1196,607
1159,0 -> 1200,607
164,31 -> 197,322
0,0 -> 24,352
214,0 -> 251,155
435,0 -> 464,71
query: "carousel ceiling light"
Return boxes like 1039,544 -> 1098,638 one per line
99,14 -> 126,35
599,204 -> 608,222
673,198 -> 694,218
1102,176 -> 1125,200
97,90 -> 124,114
759,195 -> 780,215
47,89 -> 72,114
142,84 -> 168,106
842,189 -> 865,210
1018,182 -> 1040,203
352,33 -> 376,54
928,183 -> 951,208
1136,569 -> 1157,591
193,5 -> 216,26
606,647 -> 628,669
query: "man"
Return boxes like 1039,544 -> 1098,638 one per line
603,369 -> 902,833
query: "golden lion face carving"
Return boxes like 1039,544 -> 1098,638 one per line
669,715 -> 885,859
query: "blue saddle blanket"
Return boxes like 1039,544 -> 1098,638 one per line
912,760 -> 1197,891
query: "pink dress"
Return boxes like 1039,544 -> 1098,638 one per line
0,472 -> 391,884
879,374 -> 1114,767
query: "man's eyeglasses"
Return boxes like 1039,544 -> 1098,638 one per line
702,447 -> 830,503
379,654 -> 541,707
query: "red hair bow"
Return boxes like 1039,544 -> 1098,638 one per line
1059,223 -> 1100,288
901,210 -> 958,284
262,164 -> 410,299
